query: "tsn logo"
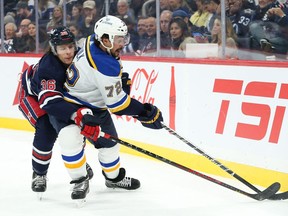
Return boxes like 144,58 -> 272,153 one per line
213,79 -> 288,144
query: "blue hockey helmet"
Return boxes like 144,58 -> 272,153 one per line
49,26 -> 75,54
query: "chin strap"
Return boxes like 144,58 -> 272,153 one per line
100,40 -> 113,53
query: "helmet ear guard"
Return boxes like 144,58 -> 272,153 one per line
49,41 -> 57,55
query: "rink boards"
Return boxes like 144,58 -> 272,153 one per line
1,54 -> 288,191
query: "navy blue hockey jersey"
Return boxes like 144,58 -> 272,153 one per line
24,51 -> 78,123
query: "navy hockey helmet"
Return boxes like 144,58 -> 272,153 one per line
49,26 -> 75,54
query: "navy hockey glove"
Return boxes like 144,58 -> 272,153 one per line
74,108 -> 101,142
136,103 -> 163,129
121,72 -> 131,95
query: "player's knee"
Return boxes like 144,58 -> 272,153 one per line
58,125 -> 84,152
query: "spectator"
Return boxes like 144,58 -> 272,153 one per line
4,23 -> 17,41
26,0 -> 35,13
68,22 -> 86,48
243,0 -> 257,10
137,16 -> 148,38
4,14 -> 16,26
189,0 -> 213,35
26,22 -> 49,53
121,15 -> 139,55
203,0 -> 220,33
211,16 -> 238,59
160,10 -> 173,49
204,0 -> 220,14
169,17 -> 197,57
35,0 -> 56,29
1,22 -> 17,53
249,0 -> 288,55
211,16 -> 238,43
116,0 -> 136,22
13,18 -> 31,53
226,0 -> 254,49
14,1 -> 34,27
58,0 -> 78,17
250,0 -> 274,20
137,16 -> 157,56
69,3 -> 83,27
160,0 -> 171,11
172,9 -> 190,23
132,16 -> 149,55
26,22 -> 37,53
172,9 -> 207,43
46,5 -> 64,32
80,0 -> 100,37
125,16 -> 148,53
123,16 -> 148,55
172,10 -> 198,39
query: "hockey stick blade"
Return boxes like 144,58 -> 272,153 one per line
160,122 -> 281,200
255,182 -> 280,201
106,135 -> 279,201
268,191 -> 288,200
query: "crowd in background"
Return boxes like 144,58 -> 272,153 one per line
1,0 -> 288,60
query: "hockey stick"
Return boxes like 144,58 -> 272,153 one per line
106,135 -> 279,201
161,122 -> 287,200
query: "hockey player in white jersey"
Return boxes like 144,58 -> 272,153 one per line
51,15 -> 163,202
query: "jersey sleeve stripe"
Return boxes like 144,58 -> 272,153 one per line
108,94 -> 131,113
38,91 -> 63,108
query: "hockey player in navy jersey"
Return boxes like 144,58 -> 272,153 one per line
47,15 -> 164,201
18,26 -> 96,198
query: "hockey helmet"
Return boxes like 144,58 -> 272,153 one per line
94,15 -> 129,49
49,26 -> 75,54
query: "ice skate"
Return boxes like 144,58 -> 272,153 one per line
103,168 -> 140,190
31,172 -> 47,200
86,163 -> 94,180
70,176 -> 89,207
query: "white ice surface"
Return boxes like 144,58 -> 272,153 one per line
0,128 -> 288,216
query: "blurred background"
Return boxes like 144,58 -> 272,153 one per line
0,0 -> 287,61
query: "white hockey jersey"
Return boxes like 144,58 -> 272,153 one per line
64,35 -> 131,113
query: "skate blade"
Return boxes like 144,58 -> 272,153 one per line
36,192 -> 44,201
74,198 -> 86,208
